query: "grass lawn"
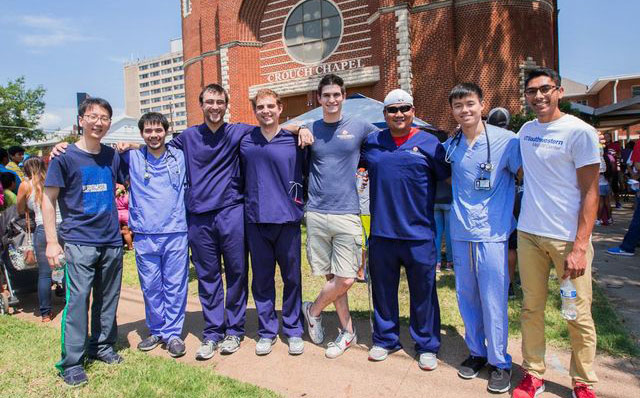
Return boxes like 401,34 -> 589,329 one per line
121,226 -> 638,358
0,315 -> 279,398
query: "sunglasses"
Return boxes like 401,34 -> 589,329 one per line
385,105 -> 413,114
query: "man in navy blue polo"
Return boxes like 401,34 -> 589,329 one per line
240,89 -> 306,356
363,89 -> 450,370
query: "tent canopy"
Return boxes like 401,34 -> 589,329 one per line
286,93 -> 437,130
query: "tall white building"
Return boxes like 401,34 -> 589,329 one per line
123,39 -> 187,133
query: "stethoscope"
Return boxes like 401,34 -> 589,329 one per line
143,146 -> 181,187
444,121 -> 492,172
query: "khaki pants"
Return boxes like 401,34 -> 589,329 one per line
517,231 -> 598,385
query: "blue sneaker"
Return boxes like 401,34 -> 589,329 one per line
89,351 -> 124,365
60,366 -> 88,387
606,247 -> 634,257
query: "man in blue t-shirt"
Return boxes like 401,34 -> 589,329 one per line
363,89 -> 450,370
302,74 -> 379,359
120,112 -> 189,358
43,98 -> 124,387
444,83 -> 521,394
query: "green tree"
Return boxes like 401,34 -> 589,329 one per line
0,77 -> 46,147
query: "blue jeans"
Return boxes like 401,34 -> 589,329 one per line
434,203 -> 453,263
33,225 -> 52,316
34,224 -> 64,316
621,196 -> 640,253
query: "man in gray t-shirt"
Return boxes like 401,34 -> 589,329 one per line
302,74 -> 378,359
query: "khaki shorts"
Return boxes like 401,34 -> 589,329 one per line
305,211 -> 362,279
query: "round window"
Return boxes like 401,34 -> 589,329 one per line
283,0 -> 343,64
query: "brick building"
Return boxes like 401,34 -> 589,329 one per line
564,74 -> 640,140
180,0 -> 558,131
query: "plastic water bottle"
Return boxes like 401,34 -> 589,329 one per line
52,254 -> 66,284
356,168 -> 368,193
560,278 -> 578,320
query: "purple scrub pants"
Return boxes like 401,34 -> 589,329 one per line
368,236 -> 441,354
135,232 -> 189,343
188,203 -> 248,342
246,223 -> 303,339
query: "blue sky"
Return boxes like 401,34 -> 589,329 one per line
0,0 -> 638,131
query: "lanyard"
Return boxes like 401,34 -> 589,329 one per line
143,147 -> 181,186
445,121 -> 492,171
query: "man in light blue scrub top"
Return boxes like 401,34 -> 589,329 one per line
444,83 -> 521,394
120,112 -> 189,358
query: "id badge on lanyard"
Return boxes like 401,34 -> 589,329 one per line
474,177 -> 491,190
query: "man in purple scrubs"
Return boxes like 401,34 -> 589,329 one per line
170,84 -> 312,360
240,89 -> 306,356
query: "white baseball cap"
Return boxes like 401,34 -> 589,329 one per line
383,89 -> 414,107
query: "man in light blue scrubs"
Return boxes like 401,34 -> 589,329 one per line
444,83 -> 521,394
120,112 -> 189,358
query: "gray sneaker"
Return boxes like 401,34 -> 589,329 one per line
287,337 -> 304,355
167,338 -> 186,358
219,335 -> 242,355
255,337 -> 276,356
195,339 -> 217,360
325,329 -> 357,359
302,301 -> 324,344
368,345 -> 389,361
418,352 -> 438,371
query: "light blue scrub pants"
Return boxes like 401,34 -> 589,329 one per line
452,240 -> 511,369
135,232 -> 189,343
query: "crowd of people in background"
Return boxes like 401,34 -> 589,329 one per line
1,67 -> 639,398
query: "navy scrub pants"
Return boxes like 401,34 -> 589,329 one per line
368,236 -> 440,354
246,223 -> 303,339
188,203 -> 248,342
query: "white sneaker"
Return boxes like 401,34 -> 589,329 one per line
418,352 -> 438,370
219,335 -> 242,355
195,339 -> 217,360
302,301 -> 324,344
325,329 -> 357,359
255,337 -> 276,356
287,337 -> 304,355
368,345 -> 389,361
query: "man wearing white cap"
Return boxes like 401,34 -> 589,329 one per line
362,89 -> 450,370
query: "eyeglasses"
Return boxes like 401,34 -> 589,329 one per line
385,105 -> 412,114
524,85 -> 558,97
82,114 -> 112,123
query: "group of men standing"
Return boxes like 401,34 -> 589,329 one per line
43,68 -> 600,398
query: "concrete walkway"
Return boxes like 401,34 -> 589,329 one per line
591,201 -> 640,344
10,201 -> 640,398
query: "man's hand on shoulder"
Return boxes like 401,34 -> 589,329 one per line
116,141 -> 140,153
50,141 -> 69,159
297,127 -> 314,148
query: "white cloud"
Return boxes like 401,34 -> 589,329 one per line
38,106 -> 78,131
16,15 -> 96,48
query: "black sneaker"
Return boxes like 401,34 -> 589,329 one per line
89,351 -> 123,365
167,338 -> 186,358
60,366 -> 88,387
138,335 -> 162,352
458,355 -> 487,379
487,366 -> 511,394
